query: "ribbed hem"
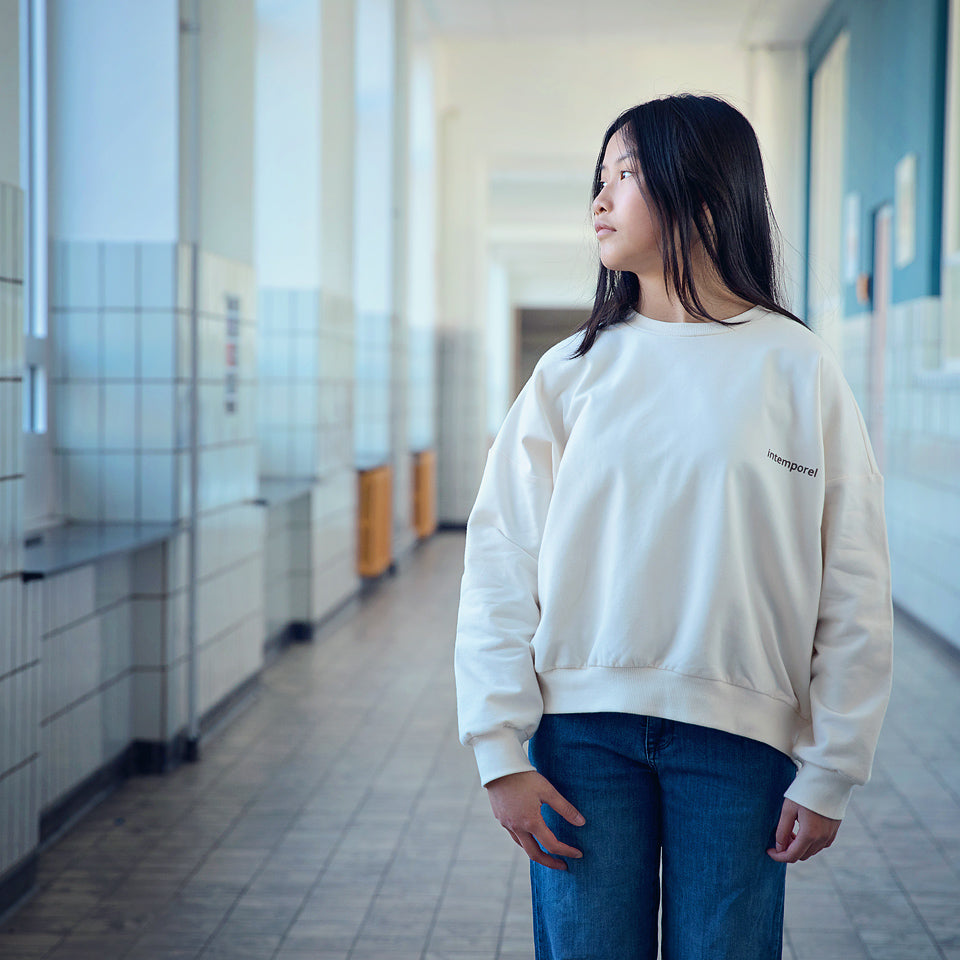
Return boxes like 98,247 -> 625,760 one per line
470,729 -> 535,787
626,304 -> 769,336
784,761 -> 856,820
539,664 -> 803,760
471,669 -> 860,819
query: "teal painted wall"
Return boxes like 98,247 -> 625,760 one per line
806,0 -> 949,313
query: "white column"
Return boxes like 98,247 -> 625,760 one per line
311,0 -> 362,613
746,45 -> 809,319
405,43 -> 437,454
353,0 -> 396,471
255,0 -> 322,479
0,0 -> 38,904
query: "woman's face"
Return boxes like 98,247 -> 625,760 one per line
592,129 -> 661,275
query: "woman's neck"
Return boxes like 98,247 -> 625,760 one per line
633,276 -> 755,324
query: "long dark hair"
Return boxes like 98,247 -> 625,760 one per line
568,93 -> 805,359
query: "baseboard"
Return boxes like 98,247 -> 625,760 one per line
287,620 -> 313,642
264,620 -> 315,662
0,854 -> 37,922
39,743 -> 138,845
130,732 -> 192,776
198,672 -> 261,743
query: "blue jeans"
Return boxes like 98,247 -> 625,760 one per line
528,712 -> 798,960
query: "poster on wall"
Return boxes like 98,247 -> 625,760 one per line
894,152 -> 916,268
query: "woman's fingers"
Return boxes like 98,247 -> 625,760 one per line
769,832 -> 815,863
773,799 -> 798,853
502,816 -> 582,862
543,783 -> 586,828
516,830 -> 569,871
767,799 -> 842,863
486,771 -> 585,868
533,820 -> 583,860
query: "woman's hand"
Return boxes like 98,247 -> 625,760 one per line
486,770 -> 586,870
767,798 -> 841,863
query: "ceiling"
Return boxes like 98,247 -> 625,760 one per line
414,0 -> 833,46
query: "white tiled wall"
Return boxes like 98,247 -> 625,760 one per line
50,240 -> 181,523
408,324 -> 436,452
310,287 -> 359,619
355,309 -> 392,469
318,289 -> 355,482
186,247 -> 258,515
40,241 -> 266,745
49,242 -> 258,526
193,502 -> 264,715
258,280 -> 359,627
35,558 -> 133,809
264,494 -> 311,645
0,179 -> 41,889
258,288 -> 320,478
184,250 -> 265,719
870,295 -> 960,648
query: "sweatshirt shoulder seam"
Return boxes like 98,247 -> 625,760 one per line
486,520 -> 539,562
824,472 -> 884,486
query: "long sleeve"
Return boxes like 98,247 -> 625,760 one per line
784,357 -> 894,820
454,366 -> 561,786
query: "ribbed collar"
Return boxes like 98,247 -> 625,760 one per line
625,304 -> 769,337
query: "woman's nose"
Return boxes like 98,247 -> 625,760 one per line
592,190 -> 608,215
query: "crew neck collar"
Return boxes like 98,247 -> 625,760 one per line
625,304 -> 768,337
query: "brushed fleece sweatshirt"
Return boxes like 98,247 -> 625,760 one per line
454,304 -> 894,820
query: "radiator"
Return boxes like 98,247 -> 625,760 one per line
357,465 -> 393,577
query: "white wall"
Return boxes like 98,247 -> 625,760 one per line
189,0 -> 256,263
318,0 -> 356,298
255,0 -> 320,287
47,0 -> 179,241
354,0 -> 396,316
0,0 -> 19,187
747,46 -> 809,317
485,258 -> 510,439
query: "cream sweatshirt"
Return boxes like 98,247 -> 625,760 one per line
454,304 -> 894,821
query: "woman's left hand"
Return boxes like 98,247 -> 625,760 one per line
766,799 -> 841,863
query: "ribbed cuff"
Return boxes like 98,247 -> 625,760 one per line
784,761 -> 856,820
471,729 -> 536,787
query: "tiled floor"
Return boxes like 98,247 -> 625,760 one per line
1,530 -> 959,960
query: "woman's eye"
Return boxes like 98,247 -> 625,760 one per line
598,170 -> 632,190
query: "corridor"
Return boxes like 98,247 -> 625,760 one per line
1,530 -> 959,960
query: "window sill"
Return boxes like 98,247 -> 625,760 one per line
23,521 -> 178,580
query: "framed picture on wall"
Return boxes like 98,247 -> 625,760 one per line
894,152 -> 917,268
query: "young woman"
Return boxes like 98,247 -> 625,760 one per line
454,94 -> 893,960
